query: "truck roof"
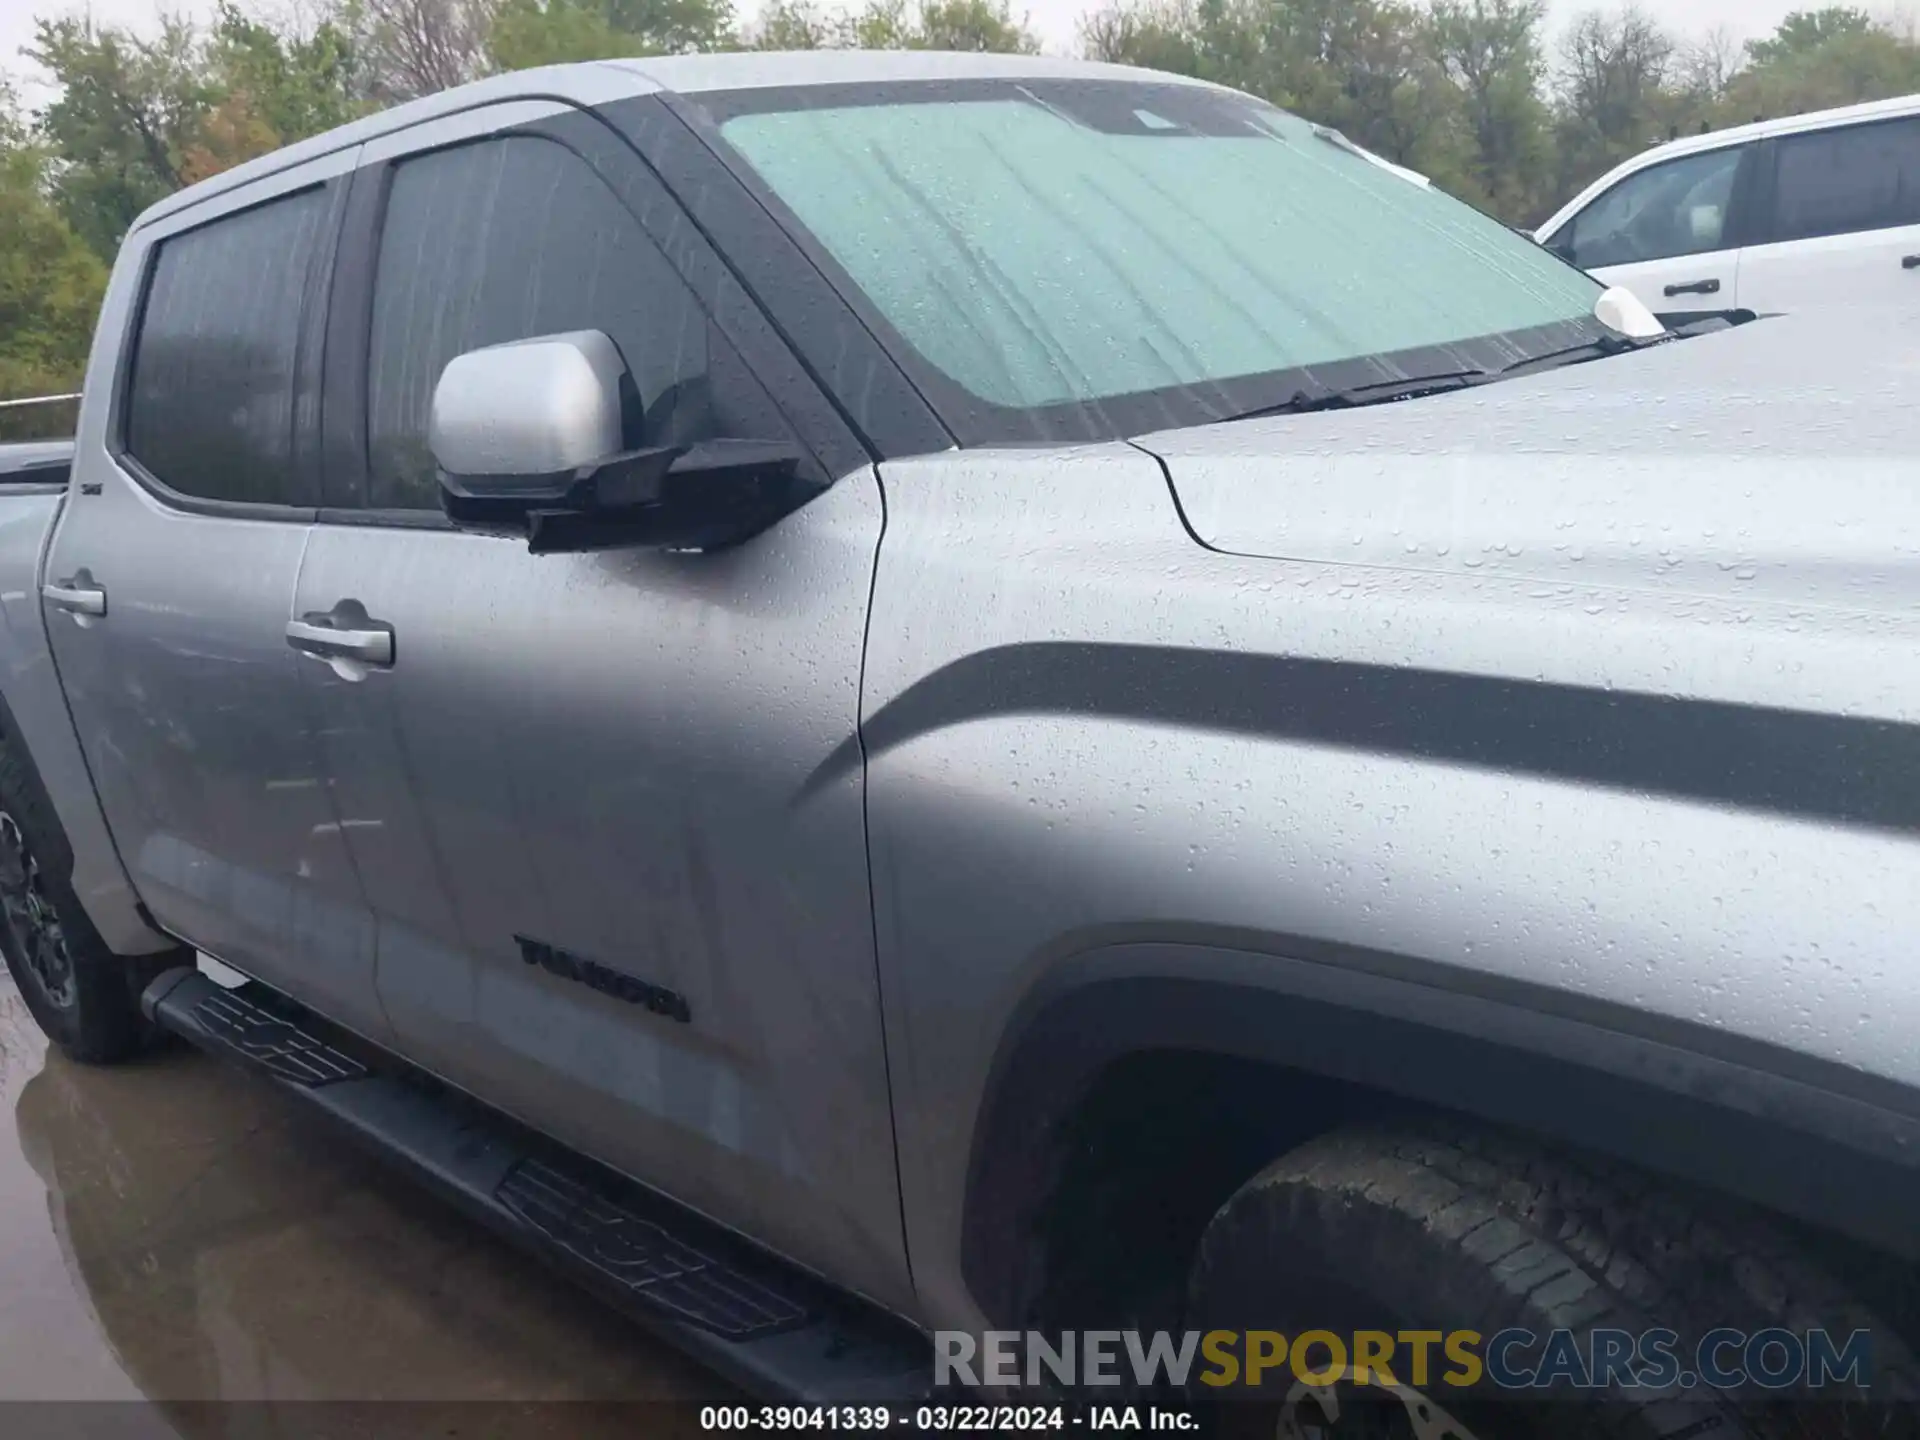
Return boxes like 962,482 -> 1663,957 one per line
137,51 -> 1208,234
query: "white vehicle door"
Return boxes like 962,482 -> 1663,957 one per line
1736,114 -> 1920,314
1543,142 -> 1758,323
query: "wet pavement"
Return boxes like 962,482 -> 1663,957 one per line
0,971 -> 733,1438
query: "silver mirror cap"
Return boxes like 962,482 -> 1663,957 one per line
429,330 -> 626,483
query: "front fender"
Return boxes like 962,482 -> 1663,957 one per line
863,447 -> 1920,1333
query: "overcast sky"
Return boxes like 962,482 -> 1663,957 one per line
0,0 -> 1884,98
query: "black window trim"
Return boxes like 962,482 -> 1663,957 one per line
315,157 -> 387,514
317,101 -> 877,526
1726,139 -> 1772,251
631,91 -> 952,462
109,176 -> 348,523
1741,137 -> 1782,250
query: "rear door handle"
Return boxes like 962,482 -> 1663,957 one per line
1903,255 -> 1920,270
1663,278 -> 1721,297
44,575 -> 106,618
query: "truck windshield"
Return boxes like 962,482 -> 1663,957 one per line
697,77 -> 1607,446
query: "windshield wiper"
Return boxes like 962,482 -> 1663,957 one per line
1214,367 -> 1494,424
1497,330 -> 1667,376
1212,329 -> 1673,428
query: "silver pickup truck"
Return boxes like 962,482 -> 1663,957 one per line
1,49 -> 1915,1438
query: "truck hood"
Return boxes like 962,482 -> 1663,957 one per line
1133,309 -> 1920,614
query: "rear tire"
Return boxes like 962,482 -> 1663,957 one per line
0,735 -> 181,1063
1187,1122 -> 1915,1440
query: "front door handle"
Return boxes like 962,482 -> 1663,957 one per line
286,620 -> 393,665
1663,278 -> 1722,297
44,573 -> 106,619
1903,254 -> 1920,270
286,600 -> 394,677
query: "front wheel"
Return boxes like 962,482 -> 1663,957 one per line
1187,1123 -> 1914,1440
0,737 -> 181,1063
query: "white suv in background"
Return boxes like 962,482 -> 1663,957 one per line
1537,91 -> 1920,323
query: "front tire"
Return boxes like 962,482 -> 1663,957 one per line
1187,1123 -> 1914,1440
0,736 -> 180,1063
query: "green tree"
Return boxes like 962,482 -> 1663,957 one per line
843,0 -> 909,46
1550,5 -> 1686,199
1426,0 -> 1553,219
1671,25 -> 1742,118
488,0 -> 635,65
0,84 -> 109,427
747,0 -> 1038,52
1082,0 -> 1282,87
602,0 -> 736,49
486,0 -> 735,68
26,14 -> 213,259
749,0 -> 839,48
1745,6 -> 1876,66
1081,1 -> 1475,195
911,0 -> 1041,51
184,3 -> 373,182
360,0 -> 496,100
207,2 -> 370,139
1081,1 -> 1214,79
1725,9 -> 1920,119
26,4 -> 375,257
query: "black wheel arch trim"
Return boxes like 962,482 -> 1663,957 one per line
0,684 -> 76,879
0,678 -> 172,959
960,929 -> 1920,1326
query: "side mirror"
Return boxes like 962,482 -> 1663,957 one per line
428,330 -> 809,554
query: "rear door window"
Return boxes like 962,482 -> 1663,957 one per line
1767,116 -> 1920,243
123,189 -> 329,506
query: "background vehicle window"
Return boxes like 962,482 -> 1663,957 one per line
1560,146 -> 1743,270
124,190 -> 328,505
1769,118 -> 1920,243
366,136 -> 783,510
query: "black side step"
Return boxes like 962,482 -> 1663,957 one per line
143,967 -> 932,1404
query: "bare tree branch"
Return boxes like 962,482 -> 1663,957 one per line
361,0 -> 496,102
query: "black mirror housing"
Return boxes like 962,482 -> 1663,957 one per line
440,439 -> 813,554
426,331 -> 814,554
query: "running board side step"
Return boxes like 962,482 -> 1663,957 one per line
142,966 -> 932,1404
